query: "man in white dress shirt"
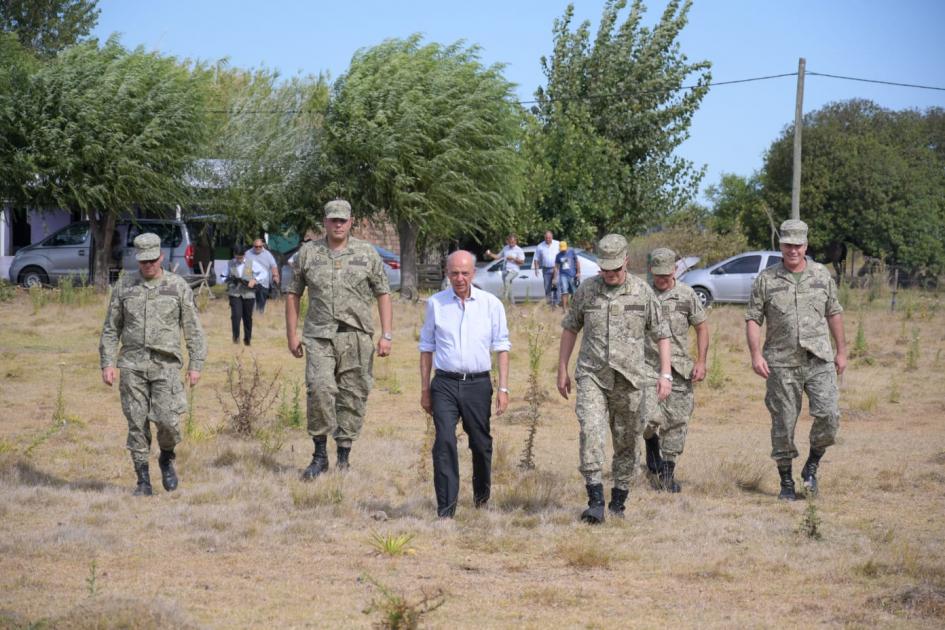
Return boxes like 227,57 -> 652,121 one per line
533,230 -> 560,307
419,250 -> 510,518
485,233 -> 525,304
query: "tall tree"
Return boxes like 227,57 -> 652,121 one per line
0,32 -> 39,209
323,35 -> 526,299
0,0 -> 99,58
21,37 -> 209,289
761,99 -> 945,276
531,0 -> 711,244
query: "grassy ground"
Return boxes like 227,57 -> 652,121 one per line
0,282 -> 943,629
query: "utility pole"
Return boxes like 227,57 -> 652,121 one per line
791,57 -> 806,221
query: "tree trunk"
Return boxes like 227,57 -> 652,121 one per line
397,216 -> 419,301
89,212 -> 116,291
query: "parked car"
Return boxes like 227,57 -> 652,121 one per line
473,246 -> 600,301
680,250 -> 808,306
9,219 -> 207,287
280,244 -> 401,293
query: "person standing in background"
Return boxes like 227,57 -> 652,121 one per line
245,239 -> 279,314
533,230 -> 560,307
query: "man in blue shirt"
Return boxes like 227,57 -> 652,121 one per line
552,240 -> 581,310
419,250 -> 511,518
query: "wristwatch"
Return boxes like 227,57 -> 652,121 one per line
382,332 -> 393,341
660,373 -> 673,382
498,387 -> 510,393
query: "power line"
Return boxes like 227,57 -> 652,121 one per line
807,71 -> 945,92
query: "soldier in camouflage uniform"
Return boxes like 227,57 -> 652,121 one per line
557,234 -> 672,523
99,233 -> 207,496
745,219 -> 847,500
642,248 -> 709,493
285,199 -> 393,479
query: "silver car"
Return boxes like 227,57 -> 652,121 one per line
9,219 -> 204,287
473,245 -> 600,301
679,250 -> 790,306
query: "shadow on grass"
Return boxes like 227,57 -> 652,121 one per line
2,459 -> 117,493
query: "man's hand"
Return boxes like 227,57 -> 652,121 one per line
376,337 -> 392,357
496,390 -> 509,415
102,367 -> 116,386
751,354 -> 770,379
835,351 -> 847,376
248,279 -> 256,289
421,389 -> 432,415
557,368 -> 572,399
287,334 -> 304,358
187,371 -> 201,387
657,377 -> 671,402
691,361 -> 707,382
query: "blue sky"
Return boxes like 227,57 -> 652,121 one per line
93,0 -> 945,201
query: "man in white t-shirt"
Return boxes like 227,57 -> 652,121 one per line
533,230 -> 560,307
485,233 -> 525,304
244,239 -> 279,314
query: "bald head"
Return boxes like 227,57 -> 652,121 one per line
446,250 -> 476,298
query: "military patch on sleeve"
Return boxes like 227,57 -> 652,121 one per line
675,302 -> 691,313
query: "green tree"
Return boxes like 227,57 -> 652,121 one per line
21,37 -> 209,289
0,32 -> 39,210
323,35 -> 526,299
0,0 -> 99,58
760,99 -> 945,276
705,172 -> 773,247
531,0 -> 711,244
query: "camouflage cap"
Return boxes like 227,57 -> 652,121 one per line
324,199 -> 352,220
133,232 -> 162,261
597,233 -> 628,271
649,247 -> 677,275
779,219 -> 808,245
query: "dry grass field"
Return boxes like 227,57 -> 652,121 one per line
1,281 -> 944,629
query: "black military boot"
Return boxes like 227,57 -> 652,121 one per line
158,449 -> 178,492
580,483 -> 606,524
608,487 -> 629,517
133,462 -> 153,496
302,436 -> 329,480
644,435 -> 663,475
801,447 -> 825,496
336,446 -> 351,471
777,464 -> 797,501
659,460 -> 681,493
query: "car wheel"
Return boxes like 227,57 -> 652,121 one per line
19,266 -> 49,288
692,286 -> 712,307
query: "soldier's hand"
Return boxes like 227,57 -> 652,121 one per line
376,338 -> 392,357
248,279 -> 256,288
557,369 -> 571,399
421,389 -> 433,415
102,367 -> 116,386
657,377 -> 671,402
187,371 -> 201,387
288,335 -> 304,358
496,390 -> 509,416
691,361 -> 707,382
751,355 -> 770,379
835,352 -> 847,376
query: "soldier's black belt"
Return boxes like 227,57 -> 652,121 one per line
336,323 -> 361,333
435,369 -> 490,381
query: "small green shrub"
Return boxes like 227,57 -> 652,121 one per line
362,575 -> 444,630
706,344 -> 726,390
905,329 -> 920,371
367,532 -> 415,557
799,495 -> 822,540
0,281 -> 15,303
29,285 -> 49,313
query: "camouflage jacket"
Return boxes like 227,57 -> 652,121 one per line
287,237 -> 390,339
99,271 -> 207,371
645,281 -> 707,379
745,262 -> 843,366
562,273 -> 669,389
226,259 -> 257,299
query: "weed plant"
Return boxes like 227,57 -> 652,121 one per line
851,317 -> 868,359
276,380 -> 303,428
888,379 -> 901,404
362,575 -> 444,630
905,329 -> 920,371
0,280 -> 16,303
800,495 -> 823,540
707,344 -> 726,390
216,352 -> 282,436
86,558 -> 99,596
367,532 -> 415,557
417,414 -> 433,481
25,363 -> 77,456
519,317 -> 547,470
29,285 -> 49,313
934,348 -> 943,369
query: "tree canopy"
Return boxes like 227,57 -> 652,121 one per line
323,34 -> 526,298
530,0 -> 711,245
760,99 -> 945,276
0,0 -> 99,58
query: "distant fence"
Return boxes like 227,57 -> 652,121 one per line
417,263 -> 444,290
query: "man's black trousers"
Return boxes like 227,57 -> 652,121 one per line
229,295 -> 255,343
431,373 -> 493,517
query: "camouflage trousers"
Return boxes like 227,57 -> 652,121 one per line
119,363 -> 187,465
576,372 -> 645,491
304,331 -> 375,447
642,376 -> 694,461
765,356 -> 840,462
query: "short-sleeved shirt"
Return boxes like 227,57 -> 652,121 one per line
644,281 -> 707,378
499,245 -> 525,272
562,273 -> 670,389
534,240 -> 560,268
244,247 -> 278,288
287,237 -> 390,339
745,262 -> 843,366
555,250 -> 578,278
99,271 -> 207,372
